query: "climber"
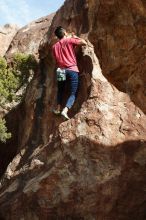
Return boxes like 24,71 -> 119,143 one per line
52,26 -> 87,120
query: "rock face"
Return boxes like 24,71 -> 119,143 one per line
0,24 -> 18,57
5,14 -> 54,59
0,13 -> 55,182
0,0 -> 146,220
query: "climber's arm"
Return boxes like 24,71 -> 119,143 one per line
68,33 -> 87,46
77,38 -> 87,46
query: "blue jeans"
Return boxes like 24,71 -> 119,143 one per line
57,70 -> 79,109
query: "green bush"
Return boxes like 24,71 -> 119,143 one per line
13,53 -> 37,85
0,118 -> 11,143
0,53 -> 37,106
0,53 -> 38,142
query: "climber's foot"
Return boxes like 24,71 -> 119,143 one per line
61,107 -> 70,120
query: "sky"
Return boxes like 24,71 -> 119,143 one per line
0,0 -> 65,27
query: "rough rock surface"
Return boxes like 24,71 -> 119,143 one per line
0,0 -> 146,220
0,24 -> 18,57
5,14 -> 54,59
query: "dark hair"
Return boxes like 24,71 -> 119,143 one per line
54,26 -> 66,39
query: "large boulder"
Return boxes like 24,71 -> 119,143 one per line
0,0 -> 146,219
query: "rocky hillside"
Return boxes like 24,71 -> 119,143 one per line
5,14 -> 54,60
0,24 -> 18,57
0,0 -> 146,219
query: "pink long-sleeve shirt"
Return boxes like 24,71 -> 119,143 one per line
52,37 -> 81,72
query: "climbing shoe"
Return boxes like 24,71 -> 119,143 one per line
61,108 -> 70,120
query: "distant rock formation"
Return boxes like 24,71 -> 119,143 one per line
0,24 -> 18,57
5,14 -> 54,60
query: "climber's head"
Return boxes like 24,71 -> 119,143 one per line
54,26 -> 67,39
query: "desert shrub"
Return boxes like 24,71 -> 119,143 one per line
0,53 -> 37,106
0,53 -> 38,142
0,118 -> 11,143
